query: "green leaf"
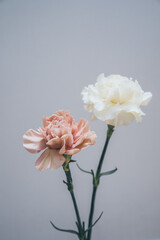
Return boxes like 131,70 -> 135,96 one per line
76,163 -> 93,175
63,180 -> 68,185
85,212 -> 103,233
82,221 -> 87,239
75,221 -> 80,232
91,169 -> 94,177
70,160 -> 76,163
82,221 -> 85,231
100,167 -> 117,177
50,221 -> 78,236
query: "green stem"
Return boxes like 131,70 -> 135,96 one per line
63,158 -> 85,240
87,125 -> 114,240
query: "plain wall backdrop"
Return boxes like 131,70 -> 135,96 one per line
0,0 -> 160,240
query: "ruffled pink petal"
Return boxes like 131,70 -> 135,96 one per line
72,120 -> 93,148
65,134 -> 73,148
57,134 -> 73,155
65,131 -> 96,155
38,127 -> 47,138
56,110 -> 75,125
23,129 -> 46,153
43,117 -> 50,127
46,137 -> 63,149
72,135 -> 85,148
75,131 -> 96,150
35,149 -> 65,171
59,135 -> 68,155
65,148 -> 81,155
53,127 -> 62,137
74,119 -> 90,139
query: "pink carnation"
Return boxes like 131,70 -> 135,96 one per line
23,110 -> 96,171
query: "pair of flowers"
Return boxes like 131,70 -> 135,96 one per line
23,74 -> 152,170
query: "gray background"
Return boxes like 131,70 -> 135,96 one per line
0,0 -> 159,240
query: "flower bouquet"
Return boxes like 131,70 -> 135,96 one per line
23,74 -> 152,240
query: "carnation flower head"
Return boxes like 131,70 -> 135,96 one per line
81,74 -> 152,126
23,110 -> 96,170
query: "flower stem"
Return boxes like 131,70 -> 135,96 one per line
63,157 -> 85,240
87,125 -> 114,240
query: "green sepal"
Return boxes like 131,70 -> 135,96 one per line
63,155 -> 72,171
100,167 -> 117,177
93,175 -> 99,187
63,154 -> 72,159
107,125 -> 115,137
50,221 -> 78,236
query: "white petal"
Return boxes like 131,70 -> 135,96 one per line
94,101 -> 105,111
116,111 -> 135,126
96,73 -> 105,82
141,92 -> 152,106
82,74 -> 152,126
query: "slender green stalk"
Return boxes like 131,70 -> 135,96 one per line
63,157 -> 85,240
87,125 -> 114,240
87,186 -> 97,240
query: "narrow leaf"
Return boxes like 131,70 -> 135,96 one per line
70,160 -> 76,163
75,221 -> 80,232
82,221 -> 85,231
100,167 -> 117,177
63,180 -> 68,186
82,221 -> 87,238
85,212 -> 103,233
76,163 -> 92,175
91,169 -> 94,177
50,221 -> 78,236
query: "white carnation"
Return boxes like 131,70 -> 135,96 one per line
81,74 -> 152,126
